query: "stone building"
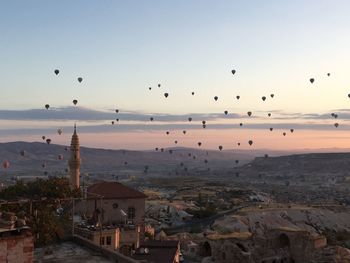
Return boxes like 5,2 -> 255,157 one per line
0,212 -> 33,263
198,228 -> 328,263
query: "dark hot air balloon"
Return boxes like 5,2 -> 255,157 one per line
262,96 -> 266,101
218,145 -> 223,151
231,69 -> 236,75
164,93 -> 169,98
45,104 -> 50,109
2,160 -> 9,169
247,111 -> 252,117
310,78 -> 315,84
54,69 -> 59,75
73,99 -> 78,105
77,77 -> 83,83
248,140 -> 253,146
214,96 -> 218,101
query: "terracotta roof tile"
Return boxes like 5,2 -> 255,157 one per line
87,182 -> 147,199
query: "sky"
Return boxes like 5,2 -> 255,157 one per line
1,1 -> 350,150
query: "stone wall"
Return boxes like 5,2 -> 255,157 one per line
0,228 -> 33,263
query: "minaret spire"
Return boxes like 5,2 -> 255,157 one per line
69,123 -> 81,189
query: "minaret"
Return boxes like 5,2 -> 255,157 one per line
69,124 -> 81,189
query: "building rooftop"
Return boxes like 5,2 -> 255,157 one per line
131,240 -> 179,263
87,181 -> 147,200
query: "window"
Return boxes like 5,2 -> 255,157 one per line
106,236 -> 112,245
100,237 -> 105,245
128,207 -> 135,219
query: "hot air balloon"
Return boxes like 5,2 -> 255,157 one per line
268,113 -> 271,117
202,124 -> 206,129
283,132 -> 286,136
41,163 -> 46,168
73,99 -> 78,105
262,96 -> 266,101
239,123 -> 243,127
334,123 -> 339,128
46,138 -> 51,145
237,142 -> 241,146
247,111 -> 252,117
290,129 -> 294,133
236,95 -> 240,100
2,160 -> 9,169
45,104 -> 50,109
204,159 -> 208,164
169,150 -> 173,154
116,118 -> 119,122
214,96 -> 218,101
155,147 -> 159,151
224,110 -> 228,115
42,136 -> 46,140
158,84 -> 161,88
115,109 -> 119,113
218,145 -> 223,151
57,128 -> 63,135
188,117 -> 192,122
150,117 -> 154,121
269,127 -> 273,131
183,130 -> 186,134
191,92 -> 195,95
248,140 -> 253,146
149,87 -> 152,90
174,141 -> 178,144
310,78 -> 315,84
202,120 -> 206,125
77,77 -> 83,83
231,69 -> 236,75
164,93 -> 169,98
111,121 -> 115,125
264,154 -> 269,158
235,160 -> 239,164
54,69 -> 59,75
327,73 -> 330,77
270,94 -> 274,98
166,131 -> 169,135
198,142 -> 202,147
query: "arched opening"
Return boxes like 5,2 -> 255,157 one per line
236,243 -> 248,253
199,241 -> 212,257
120,245 -> 132,256
278,233 -> 290,248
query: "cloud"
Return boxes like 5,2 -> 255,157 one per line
0,107 -> 244,122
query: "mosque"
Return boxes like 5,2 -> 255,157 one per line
67,126 -> 181,262
68,125 -> 146,255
